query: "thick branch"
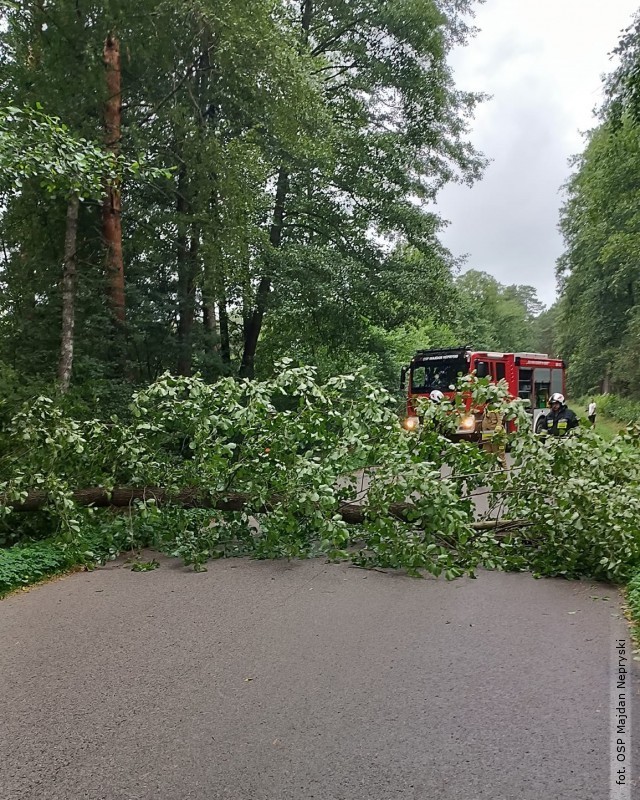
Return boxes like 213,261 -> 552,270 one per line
239,168 -> 290,378
4,487 -> 532,533
57,194 -> 80,392
311,16 -> 368,56
103,32 -> 125,324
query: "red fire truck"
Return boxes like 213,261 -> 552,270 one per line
400,346 -> 566,438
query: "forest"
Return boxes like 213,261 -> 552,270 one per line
0,0 -> 554,410
1,2 -> 639,408
554,12 -> 640,397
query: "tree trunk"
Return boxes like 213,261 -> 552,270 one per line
237,1 -> 314,380
202,290 -> 219,364
102,32 -> 125,325
218,298 -> 231,367
177,225 -> 199,376
27,1 -> 46,68
239,167 -> 289,378
2,485 -> 528,533
57,194 -> 80,393
301,0 -> 314,44
202,296 -> 217,338
175,165 -> 192,376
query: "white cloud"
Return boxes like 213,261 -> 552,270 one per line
437,0 -> 639,307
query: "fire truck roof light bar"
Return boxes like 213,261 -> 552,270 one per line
411,347 -> 559,363
413,346 -> 470,358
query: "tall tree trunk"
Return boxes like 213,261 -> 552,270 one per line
218,298 -> 231,367
301,0 -> 313,44
27,1 -> 45,69
202,295 -> 217,338
58,194 -> 80,393
204,191 -> 224,361
175,164 -> 190,374
177,225 -> 200,376
239,168 -> 289,378
102,32 -> 125,325
202,288 -> 219,364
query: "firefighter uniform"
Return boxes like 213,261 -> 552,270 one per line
481,408 -> 508,469
544,406 -> 579,436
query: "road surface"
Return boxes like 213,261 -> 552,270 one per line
1,557 -> 638,800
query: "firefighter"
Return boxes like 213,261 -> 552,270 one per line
544,393 -> 579,437
481,401 -> 508,470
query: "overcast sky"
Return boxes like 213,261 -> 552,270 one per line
436,0 -> 639,308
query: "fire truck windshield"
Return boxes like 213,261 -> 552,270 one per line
410,358 -> 467,394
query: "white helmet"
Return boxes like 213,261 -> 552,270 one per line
429,389 -> 445,404
549,392 -> 565,406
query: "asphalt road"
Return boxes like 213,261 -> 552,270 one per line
1,557 -> 638,800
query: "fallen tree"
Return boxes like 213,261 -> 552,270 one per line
3,486 -> 529,532
2,368 -> 640,582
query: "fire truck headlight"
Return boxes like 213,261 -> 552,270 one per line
460,415 -> 476,431
403,416 -> 419,431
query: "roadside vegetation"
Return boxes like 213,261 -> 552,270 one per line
627,571 -> 640,642
572,395 -> 635,440
2,370 -> 640,598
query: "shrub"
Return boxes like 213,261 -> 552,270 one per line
627,568 -> 640,640
576,394 -> 640,426
0,539 -> 81,596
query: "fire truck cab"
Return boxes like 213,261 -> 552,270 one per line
400,346 -> 566,438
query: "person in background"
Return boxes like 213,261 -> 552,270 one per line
544,393 -> 579,437
587,398 -> 597,427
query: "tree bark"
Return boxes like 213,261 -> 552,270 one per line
27,1 -> 46,68
218,298 -> 231,366
175,164 -> 197,376
3,486 -> 529,533
202,296 -> 217,338
301,0 -> 314,44
102,32 -> 125,325
57,194 -> 80,393
177,225 -> 199,376
239,167 -> 289,378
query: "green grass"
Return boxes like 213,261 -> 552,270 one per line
627,569 -> 640,644
580,414 -> 623,440
572,396 -> 627,441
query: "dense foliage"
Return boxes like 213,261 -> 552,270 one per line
577,393 -> 640,427
556,12 -> 640,397
2,367 -> 640,590
0,536 -> 86,596
627,567 -> 640,638
0,0 -> 554,399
